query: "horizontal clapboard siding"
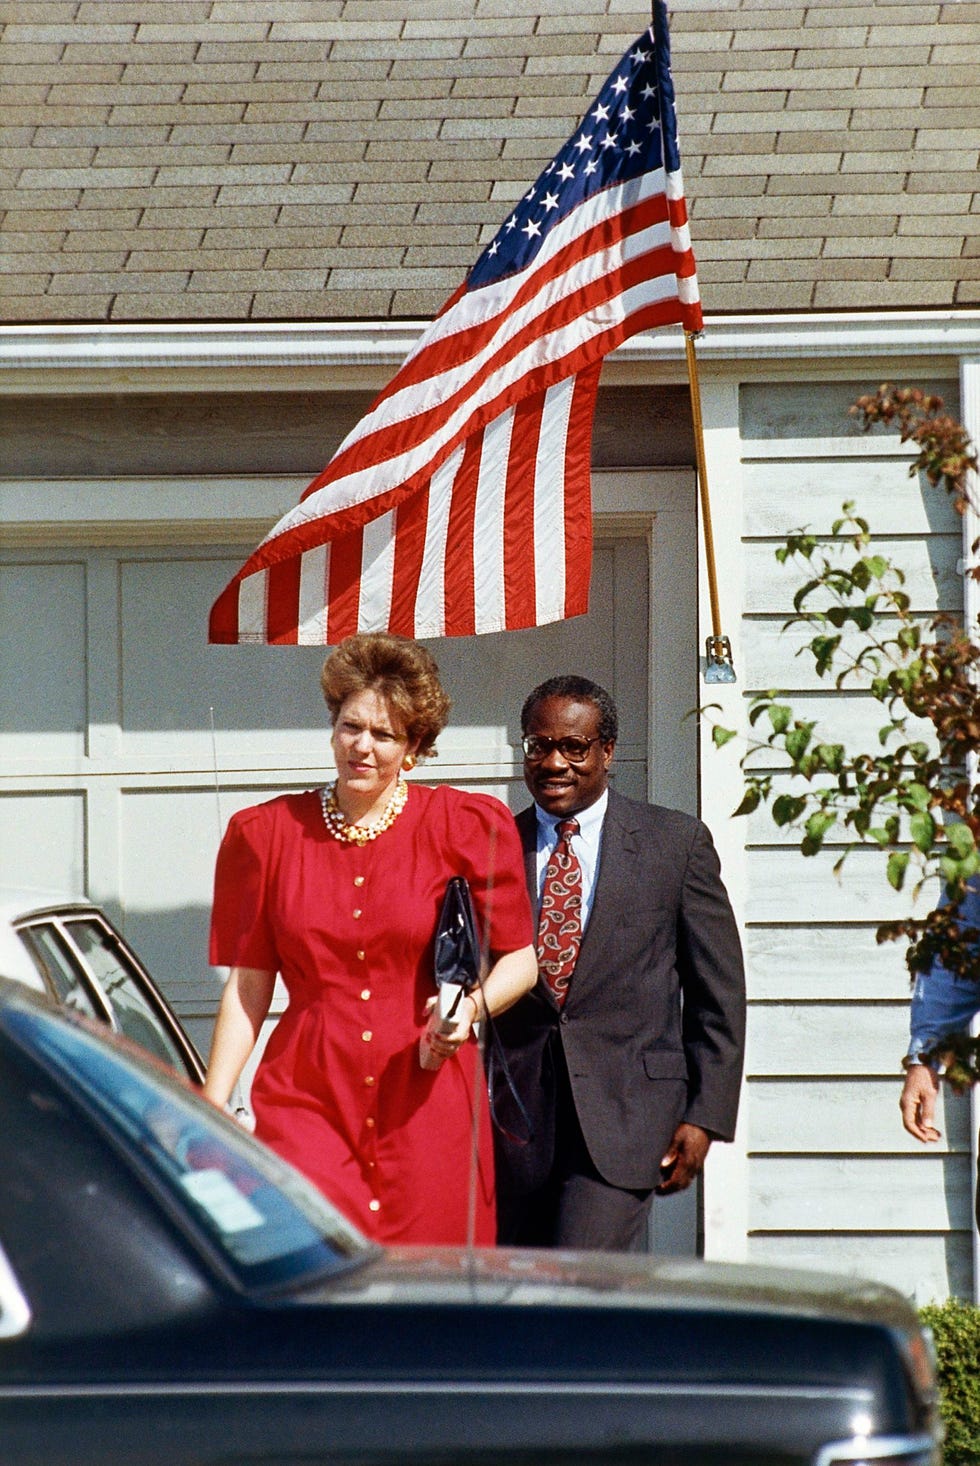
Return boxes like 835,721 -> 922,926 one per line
748,1079 -> 973,1155
737,376 -> 970,1304
748,1234 -> 973,1305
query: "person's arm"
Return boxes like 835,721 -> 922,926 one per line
675,821 -> 747,1141
900,961 -> 980,1143
203,966 -> 277,1110
905,963 -> 980,1069
421,943 -> 537,1064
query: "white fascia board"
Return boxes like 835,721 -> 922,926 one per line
2,312 -> 980,389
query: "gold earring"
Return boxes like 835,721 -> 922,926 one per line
403,752 -> 417,771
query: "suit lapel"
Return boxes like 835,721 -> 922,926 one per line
573,789 -> 640,983
516,804 -> 560,1014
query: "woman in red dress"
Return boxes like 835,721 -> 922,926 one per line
204,633 -> 536,1245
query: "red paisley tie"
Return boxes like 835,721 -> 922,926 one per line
537,817 -> 583,1006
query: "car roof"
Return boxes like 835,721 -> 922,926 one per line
0,885 -> 94,922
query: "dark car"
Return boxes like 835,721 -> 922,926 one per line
0,886 -> 205,1084
0,979 -> 941,1466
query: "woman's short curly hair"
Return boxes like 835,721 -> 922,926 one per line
320,633 -> 451,760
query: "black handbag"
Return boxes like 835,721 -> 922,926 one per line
433,875 -> 483,1014
433,876 -> 532,1144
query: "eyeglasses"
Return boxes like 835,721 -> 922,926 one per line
521,735 -> 601,763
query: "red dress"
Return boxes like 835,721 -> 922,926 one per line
209,783 -> 532,1245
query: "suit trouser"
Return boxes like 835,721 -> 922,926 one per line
496,1041 -> 653,1252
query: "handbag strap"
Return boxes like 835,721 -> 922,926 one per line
473,974 -> 534,1147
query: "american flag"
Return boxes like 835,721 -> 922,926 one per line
208,3 -> 701,645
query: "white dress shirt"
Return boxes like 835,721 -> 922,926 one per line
533,789 -> 608,932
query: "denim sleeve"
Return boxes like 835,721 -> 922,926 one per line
905,882 -> 980,1067
907,966 -> 980,1066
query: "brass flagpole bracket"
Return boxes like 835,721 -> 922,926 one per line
685,330 -> 736,684
705,633 -> 736,684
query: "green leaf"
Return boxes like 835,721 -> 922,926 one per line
772,794 -> 807,826
813,743 -> 845,773
909,811 -> 936,853
732,786 -> 762,818
904,783 -> 931,811
783,724 -> 814,762
767,703 -> 792,735
887,851 -> 910,890
946,823 -> 976,859
805,810 -> 837,842
711,725 -> 737,749
810,635 -> 841,676
792,579 -> 823,612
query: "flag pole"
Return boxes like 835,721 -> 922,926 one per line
685,330 -> 736,683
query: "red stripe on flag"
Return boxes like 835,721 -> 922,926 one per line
209,580 -> 243,643
325,528 -> 364,644
502,394 -> 544,630
442,434 -> 481,637
388,489 -> 429,636
562,366 -> 600,618
266,558 -> 301,644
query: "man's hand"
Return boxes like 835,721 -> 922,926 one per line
656,1122 -> 711,1195
900,1063 -> 942,1143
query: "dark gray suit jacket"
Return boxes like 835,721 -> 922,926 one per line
492,788 -> 746,1194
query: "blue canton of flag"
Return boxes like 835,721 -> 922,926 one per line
470,27 -> 680,290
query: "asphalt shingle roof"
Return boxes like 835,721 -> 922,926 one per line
1,0 -> 977,323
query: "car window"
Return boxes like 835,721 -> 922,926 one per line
64,919 -> 193,1078
16,924 -> 102,1020
6,1001 -> 374,1294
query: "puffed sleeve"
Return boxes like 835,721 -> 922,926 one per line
209,806 -> 279,970
439,789 -> 533,956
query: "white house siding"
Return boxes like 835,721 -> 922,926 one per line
708,371 -> 974,1304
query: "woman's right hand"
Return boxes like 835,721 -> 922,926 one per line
418,991 -> 478,1069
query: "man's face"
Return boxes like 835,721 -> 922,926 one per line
522,695 -> 615,818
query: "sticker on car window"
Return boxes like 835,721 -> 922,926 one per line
180,1168 -> 264,1234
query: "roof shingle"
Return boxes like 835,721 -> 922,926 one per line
1,0 -> 977,322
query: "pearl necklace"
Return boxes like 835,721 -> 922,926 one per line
319,779 -> 408,845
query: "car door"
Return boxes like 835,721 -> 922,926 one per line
14,908 -> 205,1083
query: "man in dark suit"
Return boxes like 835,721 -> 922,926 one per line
493,675 -> 746,1251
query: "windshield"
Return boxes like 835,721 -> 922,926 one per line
6,1002 -> 373,1293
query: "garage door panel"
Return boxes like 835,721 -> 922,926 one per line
0,562 -> 87,756
119,557 -> 327,748
0,791 -> 85,891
